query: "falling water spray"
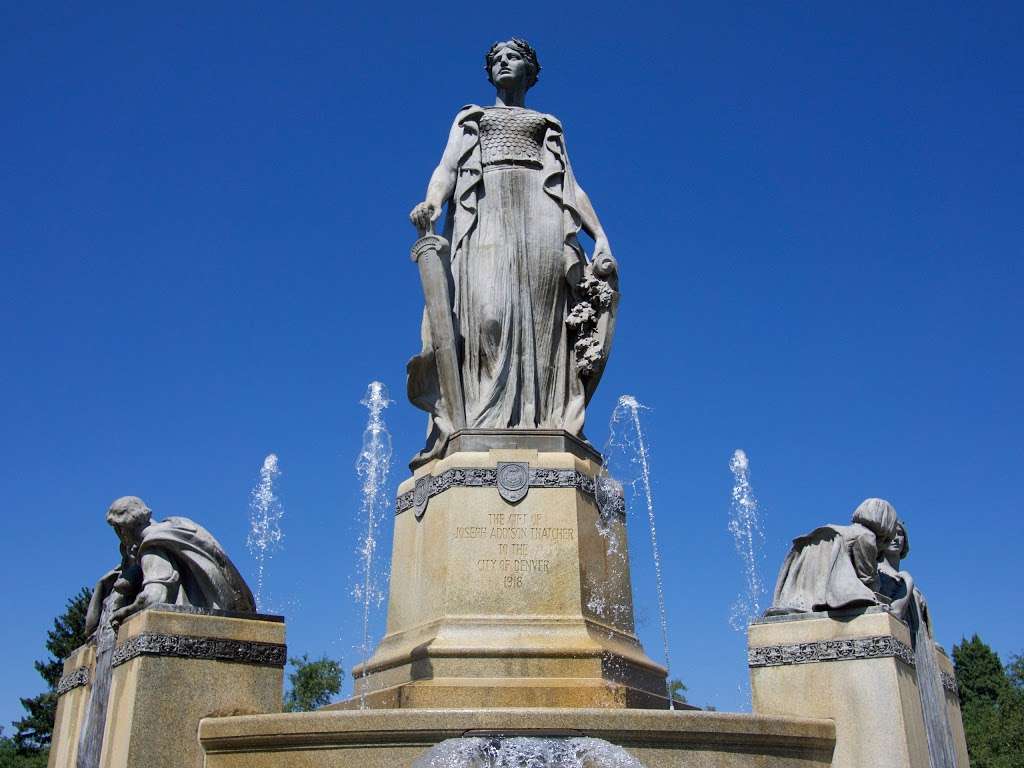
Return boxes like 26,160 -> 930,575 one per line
247,453 -> 284,612
727,449 -> 766,630
606,395 -> 675,709
354,381 -> 393,709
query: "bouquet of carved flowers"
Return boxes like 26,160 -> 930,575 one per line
567,266 -> 615,377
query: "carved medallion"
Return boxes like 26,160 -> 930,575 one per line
496,462 -> 530,504
413,476 -> 431,520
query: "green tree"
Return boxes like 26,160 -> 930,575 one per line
667,678 -> 688,704
12,587 -> 92,754
955,634 -> 1011,707
1007,654 -> 1024,689
953,634 -> 1024,768
0,728 -> 49,768
283,655 -> 343,712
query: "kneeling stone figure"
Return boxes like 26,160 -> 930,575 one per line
767,497 -> 897,615
85,495 -> 255,634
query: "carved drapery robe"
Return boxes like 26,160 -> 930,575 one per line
767,522 -> 883,615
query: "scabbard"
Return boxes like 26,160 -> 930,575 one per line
411,234 -> 467,431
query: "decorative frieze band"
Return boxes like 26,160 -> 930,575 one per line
941,671 -> 959,696
748,635 -> 916,668
112,633 -> 287,669
56,666 -> 90,697
396,466 -> 625,518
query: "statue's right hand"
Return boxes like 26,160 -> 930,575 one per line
409,201 -> 439,235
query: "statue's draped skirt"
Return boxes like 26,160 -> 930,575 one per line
407,106 -> 601,467
458,165 -> 584,432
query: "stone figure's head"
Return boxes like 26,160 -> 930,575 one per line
106,495 -> 153,550
851,497 -> 898,543
884,519 -> 910,561
485,38 -> 540,91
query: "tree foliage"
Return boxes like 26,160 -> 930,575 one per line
283,654 -> 343,712
0,728 -> 49,768
953,634 -> 1024,768
667,678 -> 688,704
12,587 -> 92,754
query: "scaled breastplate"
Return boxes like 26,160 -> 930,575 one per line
479,108 -> 547,167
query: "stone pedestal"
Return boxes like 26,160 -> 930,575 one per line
345,438 -> 668,709
50,606 -> 286,768
748,607 -> 929,768
49,643 -> 95,768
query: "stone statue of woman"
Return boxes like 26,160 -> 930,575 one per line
407,39 -> 619,466
878,519 -> 960,767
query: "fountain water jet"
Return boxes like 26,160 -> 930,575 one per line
353,381 -> 393,709
605,395 -> 675,709
247,453 -> 284,611
727,449 -> 766,631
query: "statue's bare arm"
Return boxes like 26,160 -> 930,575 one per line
573,185 -> 616,276
410,117 -> 463,233
110,550 -> 178,626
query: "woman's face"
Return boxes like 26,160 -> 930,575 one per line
490,44 -> 529,90
886,528 -> 905,558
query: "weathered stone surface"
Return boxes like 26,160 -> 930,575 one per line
48,644 -> 95,768
934,647 -> 970,768
344,448 -> 666,709
749,608 -> 929,768
200,708 -> 836,768
878,518 -> 964,768
95,607 -> 284,768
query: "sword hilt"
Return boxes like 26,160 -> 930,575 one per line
411,231 -> 451,264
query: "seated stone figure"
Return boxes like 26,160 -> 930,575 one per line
85,495 -> 255,634
767,497 -> 897,615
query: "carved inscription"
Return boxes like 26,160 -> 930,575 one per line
455,510 -> 575,590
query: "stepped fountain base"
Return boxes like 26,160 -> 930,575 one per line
198,708 -> 836,767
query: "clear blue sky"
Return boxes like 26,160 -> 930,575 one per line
2,3 -> 1022,724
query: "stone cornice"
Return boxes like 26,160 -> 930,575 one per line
396,466 -> 625,518
941,671 -> 959,696
56,666 -> 90,697
112,633 -> 287,669
748,635 -> 915,668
